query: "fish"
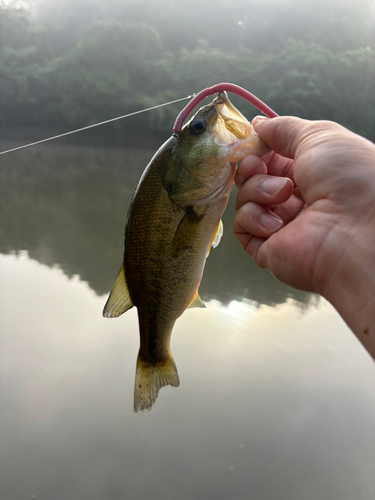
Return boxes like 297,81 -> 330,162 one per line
103,92 -> 269,412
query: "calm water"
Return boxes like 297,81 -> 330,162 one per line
1,135 -> 374,499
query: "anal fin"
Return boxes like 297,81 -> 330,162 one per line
187,293 -> 206,309
103,263 -> 134,318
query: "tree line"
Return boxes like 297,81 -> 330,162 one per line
1,0 -> 374,139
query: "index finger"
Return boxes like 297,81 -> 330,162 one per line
252,116 -> 309,159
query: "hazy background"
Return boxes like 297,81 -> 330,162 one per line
1,0 -> 375,144
1,2 -> 375,500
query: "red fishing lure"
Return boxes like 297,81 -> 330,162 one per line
173,82 -> 278,135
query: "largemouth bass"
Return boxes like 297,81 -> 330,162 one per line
103,92 -> 269,412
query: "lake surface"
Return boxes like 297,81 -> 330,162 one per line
1,134 -> 374,499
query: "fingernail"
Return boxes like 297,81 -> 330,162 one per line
261,177 -> 288,195
252,115 -> 269,125
259,213 -> 283,232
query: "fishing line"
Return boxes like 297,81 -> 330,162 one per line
0,95 -> 194,156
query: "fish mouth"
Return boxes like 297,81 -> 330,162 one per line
214,92 -> 252,140
213,92 -> 270,159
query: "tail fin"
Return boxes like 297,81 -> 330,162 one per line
134,355 -> 179,413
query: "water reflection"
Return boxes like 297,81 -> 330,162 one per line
1,253 -> 374,500
0,137 -> 314,307
1,135 -> 374,499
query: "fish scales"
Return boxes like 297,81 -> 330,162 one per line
126,144 -> 226,359
103,92 -> 270,412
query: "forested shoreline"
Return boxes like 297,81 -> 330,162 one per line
1,0 -> 374,139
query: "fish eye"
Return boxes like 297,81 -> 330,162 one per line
189,118 -> 207,135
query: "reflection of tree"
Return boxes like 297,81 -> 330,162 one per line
0,139 -> 314,307
200,196 -> 316,307
0,140 -> 152,294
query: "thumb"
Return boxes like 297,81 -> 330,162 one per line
252,116 -> 309,159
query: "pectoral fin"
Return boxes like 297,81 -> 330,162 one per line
171,206 -> 204,259
103,264 -> 134,318
206,219 -> 223,257
211,219 -> 223,249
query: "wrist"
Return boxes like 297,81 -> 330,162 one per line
321,221 -> 375,360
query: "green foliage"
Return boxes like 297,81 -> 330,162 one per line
0,0 -> 374,138
46,20 -> 165,126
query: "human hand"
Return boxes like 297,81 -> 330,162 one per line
233,116 -> 375,357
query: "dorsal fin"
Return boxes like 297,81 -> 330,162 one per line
103,264 -> 134,318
